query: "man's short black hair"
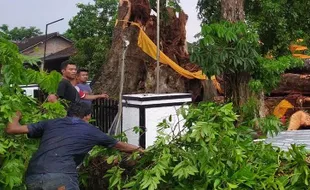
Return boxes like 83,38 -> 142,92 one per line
77,68 -> 89,74
67,102 -> 92,118
60,60 -> 76,70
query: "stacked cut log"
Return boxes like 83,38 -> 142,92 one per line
265,60 -> 310,117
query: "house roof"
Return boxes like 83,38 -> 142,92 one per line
15,32 -> 72,52
44,46 -> 76,61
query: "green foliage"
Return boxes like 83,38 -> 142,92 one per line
197,0 -> 221,24
256,116 -> 284,137
250,56 -> 304,93
190,21 -> 259,78
0,24 -> 42,41
239,96 -> 259,121
191,21 -> 303,95
245,0 -> 310,56
83,103 -> 310,189
197,0 -> 310,56
0,37 -> 65,189
239,97 -> 285,137
65,0 -> 118,77
26,69 -> 62,94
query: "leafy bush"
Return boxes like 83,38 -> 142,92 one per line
239,97 -> 285,137
190,21 -> 260,78
190,21 -> 303,108
0,36 -> 65,189
84,102 -> 310,190
197,0 -> 310,56
250,56 -> 304,93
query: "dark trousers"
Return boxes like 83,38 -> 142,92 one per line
26,173 -> 79,190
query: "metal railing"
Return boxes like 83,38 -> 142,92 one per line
33,89 -> 118,133
91,99 -> 118,133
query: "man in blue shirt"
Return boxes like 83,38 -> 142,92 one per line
76,68 -> 93,107
5,102 -> 143,190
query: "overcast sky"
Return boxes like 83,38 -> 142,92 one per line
0,0 -> 201,42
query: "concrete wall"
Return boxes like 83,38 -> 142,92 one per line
122,93 -> 191,148
22,37 -> 72,58
145,105 -> 187,147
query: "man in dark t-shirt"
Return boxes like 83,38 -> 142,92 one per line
57,78 -> 81,103
48,60 -> 108,104
5,102 -> 143,190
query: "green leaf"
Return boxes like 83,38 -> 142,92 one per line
227,183 -> 238,189
214,179 -> 221,188
123,181 -> 136,188
107,155 -> 115,164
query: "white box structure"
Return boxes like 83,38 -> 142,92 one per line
122,93 -> 192,148
20,84 -> 39,98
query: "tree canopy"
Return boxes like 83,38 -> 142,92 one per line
197,0 -> 310,56
65,0 -> 118,77
0,24 -> 42,41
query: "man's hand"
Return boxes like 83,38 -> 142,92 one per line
136,146 -> 145,153
84,93 -> 109,100
98,93 -> 109,99
6,111 -> 29,134
47,94 -> 58,103
114,141 -> 145,153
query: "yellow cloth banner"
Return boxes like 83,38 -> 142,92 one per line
137,27 -> 207,80
273,99 -> 294,118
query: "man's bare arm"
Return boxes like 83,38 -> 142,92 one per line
113,141 -> 144,153
5,112 -> 29,135
84,94 -> 109,100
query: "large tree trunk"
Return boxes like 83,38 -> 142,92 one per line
221,0 -> 245,22
220,0 -> 248,108
91,0 -> 150,97
271,73 -> 310,95
224,71 -> 250,108
92,0 -> 203,100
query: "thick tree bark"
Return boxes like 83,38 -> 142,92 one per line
92,0 -> 149,98
92,0 -> 204,100
225,71 -> 251,108
220,0 -> 250,109
271,73 -> 310,95
221,0 -> 245,22
202,80 -> 217,101
259,91 -> 267,118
